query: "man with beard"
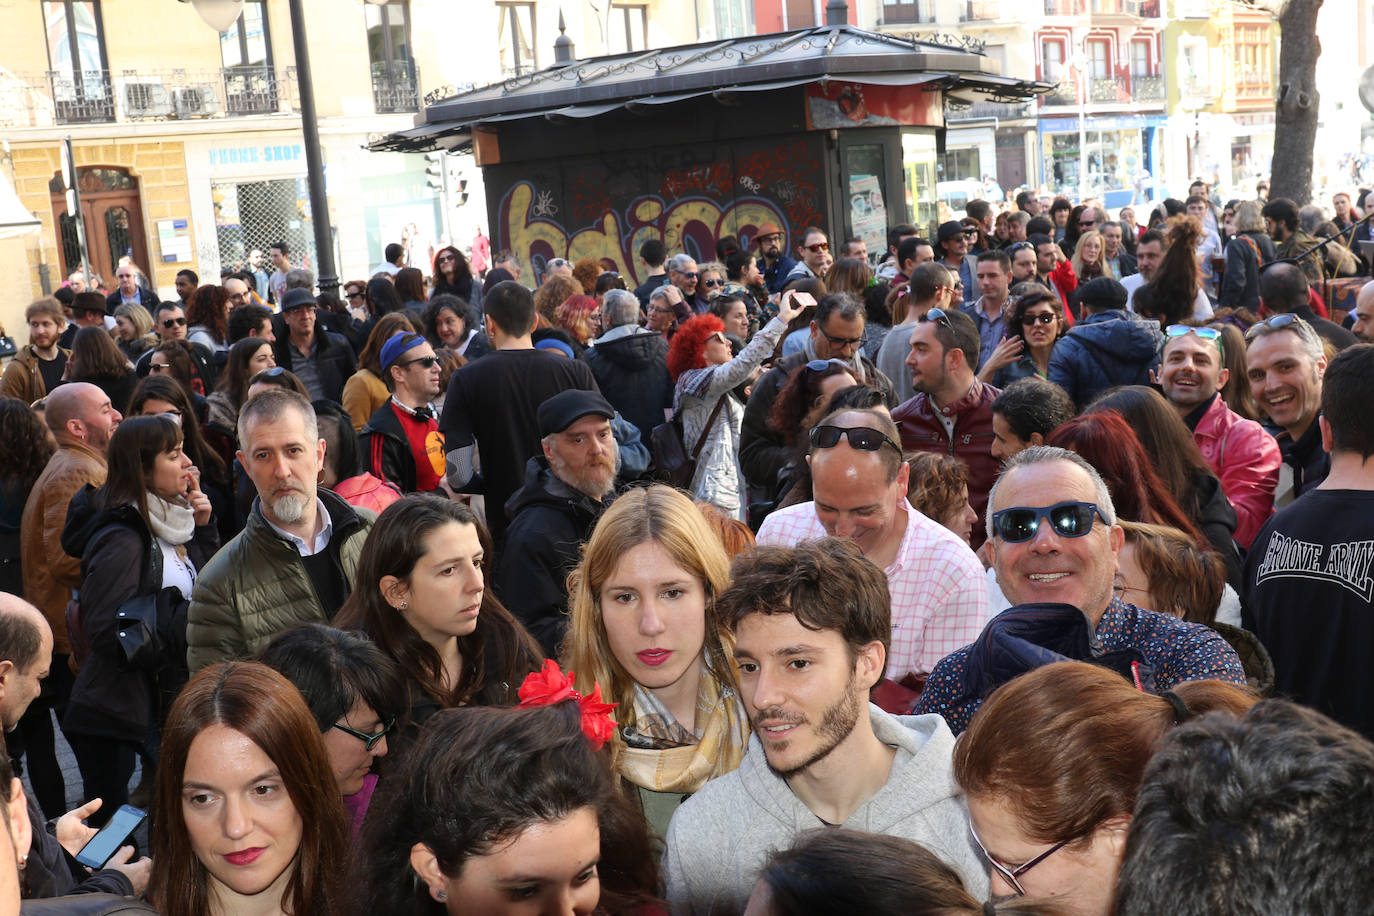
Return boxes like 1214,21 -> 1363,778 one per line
1,297 -> 68,403
1160,326 -> 1279,548
359,331 -> 445,494
664,538 -> 986,915
753,221 -> 797,294
188,388 -> 374,670
496,390 -> 620,656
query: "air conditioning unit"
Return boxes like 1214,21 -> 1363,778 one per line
123,82 -> 172,118
173,85 -> 219,118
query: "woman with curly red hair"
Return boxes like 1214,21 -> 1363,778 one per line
555,293 -> 600,348
667,291 -> 804,519
186,284 -> 230,353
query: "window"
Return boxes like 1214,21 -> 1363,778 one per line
367,1 -> 418,112
608,4 -> 647,54
939,148 -> 981,182
1041,39 -> 1065,82
1234,24 -> 1271,95
498,2 -> 537,77
1086,39 -> 1110,79
1130,39 -> 1152,77
42,1 -> 112,122
220,2 -> 276,115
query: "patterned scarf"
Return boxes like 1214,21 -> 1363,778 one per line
617,661 -> 749,794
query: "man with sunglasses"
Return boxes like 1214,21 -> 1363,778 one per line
359,332 -> 445,494
936,221 -> 977,305
894,307 -> 1000,550
740,293 -> 895,508
668,254 -> 706,314
915,447 -> 1245,734
757,408 -> 988,681
1160,325 -> 1279,548
133,301 -> 218,389
271,287 -> 353,403
784,227 -> 833,284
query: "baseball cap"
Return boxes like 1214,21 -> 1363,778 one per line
537,390 -> 615,438
1076,277 -> 1129,311
938,221 -> 970,243
280,288 -> 317,312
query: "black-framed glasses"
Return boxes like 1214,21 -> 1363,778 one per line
1079,220 -> 1096,228
992,501 -> 1110,543
332,717 -> 395,752
702,278 -> 725,288
345,291 -> 364,300
399,356 -> 440,369
162,317 -> 187,328
969,821 -> 1072,897
1244,312 -> 1300,340
809,424 -> 902,455
1021,312 -> 1056,326
822,330 -> 864,348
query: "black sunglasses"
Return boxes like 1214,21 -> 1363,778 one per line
1244,312 -> 1299,340
922,307 -> 955,333
1021,312 -> 1056,326
399,356 -> 440,369
162,317 -> 187,328
332,717 -> 395,752
992,501 -> 1110,543
809,424 -> 902,456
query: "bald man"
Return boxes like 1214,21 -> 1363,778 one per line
19,383 -> 121,811
1351,280 -> 1374,343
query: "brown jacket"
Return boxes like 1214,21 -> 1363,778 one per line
0,344 -> 69,405
20,441 -> 107,655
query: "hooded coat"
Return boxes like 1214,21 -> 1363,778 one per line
582,328 -> 673,442
1047,308 -> 1165,407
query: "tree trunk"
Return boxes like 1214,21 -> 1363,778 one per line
1270,0 -> 1323,204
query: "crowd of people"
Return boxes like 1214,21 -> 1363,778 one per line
0,179 -> 1371,914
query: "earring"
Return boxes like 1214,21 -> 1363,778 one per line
17,854 -> 26,871
399,601 -> 408,611
430,887 -> 447,901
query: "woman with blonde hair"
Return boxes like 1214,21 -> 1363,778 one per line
1070,229 -> 1105,283
563,484 -> 749,836
113,302 -> 157,361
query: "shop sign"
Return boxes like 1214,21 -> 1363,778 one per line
1040,115 -> 1166,133
208,144 -> 304,167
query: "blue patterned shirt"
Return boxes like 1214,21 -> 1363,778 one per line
913,597 -> 1248,735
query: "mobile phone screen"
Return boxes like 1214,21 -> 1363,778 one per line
74,805 -> 146,869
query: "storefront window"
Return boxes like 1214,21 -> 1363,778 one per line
1042,127 -> 1143,196
902,132 -> 938,235
845,144 -> 888,264
213,178 -> 315,274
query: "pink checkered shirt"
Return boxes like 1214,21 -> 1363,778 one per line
756,500 -> 990,677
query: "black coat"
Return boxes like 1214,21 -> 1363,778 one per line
271,325 -> 355,403
104,288 -> 157,315
494,457 -> 608,657
60,487 -> 219,741
582,329 -> 673,442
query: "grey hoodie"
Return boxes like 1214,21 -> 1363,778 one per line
663,705 -> 988,915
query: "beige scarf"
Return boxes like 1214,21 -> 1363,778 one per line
618,663 -> 749,794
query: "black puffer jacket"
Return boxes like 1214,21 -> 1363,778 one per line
494,457 -> 608,657
582,329 -> 674,442
60,486 -> 218,741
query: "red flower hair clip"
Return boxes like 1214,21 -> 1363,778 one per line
517,659 -> 618,751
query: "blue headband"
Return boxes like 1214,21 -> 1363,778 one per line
534,338 -> 575,358
380,331 -> 425,370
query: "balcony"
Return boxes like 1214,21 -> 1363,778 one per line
1042,81 -> 1079,105
0,68 -> 300,129
961,0 -> 1001,20
1090,75 -> 1127,102
879,0 -> 935,24
1133,74 -> 1165,101
948,99 -> 1035,121
1044,0 -> 1084,13
371,60 -> 420,113
1044,0 -> 1159,13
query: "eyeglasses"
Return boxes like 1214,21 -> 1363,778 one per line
821,329 -> 864,348
549,259 -> 569,268
399,356 -> 440,369
806,358 -> 849,373
969,821 -> 1072,897
149,362 -> 170,372
1244,312 -> 1300,340
702,278 -> 724,288
229,292 -> 251,302
756,233 -> 782,244
1021,312 -> 1056,326
804,242 -> 830,253
709,332 -> 729,345
332,717 -> 395,752
345,291 -> 363,300
1079,220 -> 1096,228
1008,241 -> 1035,254
991,501 -> 1110,543
809,424 -> 902,455
1166,324 -> 1224,353
678,271 -> 699,280
922,307 -> 955,333
162,317 -> 187,328
257,366 -> 287,378
649,305 -> 676,316
437,254 -> 455,263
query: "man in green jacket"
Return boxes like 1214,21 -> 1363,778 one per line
187,388 -> 374,671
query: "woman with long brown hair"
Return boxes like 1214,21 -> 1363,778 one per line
334,495 -> 542,759
431,246 -> 474,301
67,325 -> 137,415
150,661 -> 350,916
186,284 -> 231,354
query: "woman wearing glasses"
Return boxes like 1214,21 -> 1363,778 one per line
563,485 -> 748,837
431,246 -> 474,302
666,292 -> 804,519
978,283 -> 1066,388
953,662 -> 1254,913
1070,230 -> 1105,283
334,495 -> 542,761
697,262 -> 728,302
259,624 -> 405,838
150,661 -> 350,916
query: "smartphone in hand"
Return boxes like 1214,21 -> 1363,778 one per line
74,805 -> 146,870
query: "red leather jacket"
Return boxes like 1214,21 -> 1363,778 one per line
1191,395 -> 1280,549
893,379 -> 1000,550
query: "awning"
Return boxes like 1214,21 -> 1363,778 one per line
0,173 -> 40,241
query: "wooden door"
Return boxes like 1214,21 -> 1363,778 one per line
50,167 -> 151,287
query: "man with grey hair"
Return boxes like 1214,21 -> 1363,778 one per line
583,288 -> 672,441
915,445 -> 1246,734
188,388 -> 374,671
1246,312 -> 1330,502
1005,210 -> 1031,243
497,390 -> 620,656
668,253 -> 706,314
284,267 -> 315,291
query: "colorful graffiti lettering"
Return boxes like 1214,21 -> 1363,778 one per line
498,181 -> 789,287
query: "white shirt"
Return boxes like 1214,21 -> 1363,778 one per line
263,498 -> 334,557
1121,273 -> 1213,321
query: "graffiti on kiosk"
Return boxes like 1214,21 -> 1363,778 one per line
498,181 -> 790,286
